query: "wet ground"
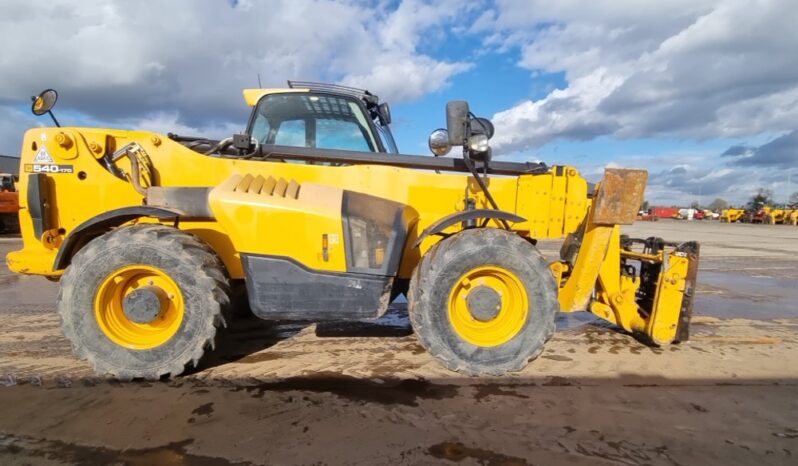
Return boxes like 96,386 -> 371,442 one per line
1,220 -> 797,465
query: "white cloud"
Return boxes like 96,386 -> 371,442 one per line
482,0 -> 798,153
570,139 -> 798,206
0,107 -> 42,157
128,112 -> 244,140
341,55 -> 472,102
0,0 -> 473,154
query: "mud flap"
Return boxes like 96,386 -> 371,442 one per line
674,241 -> 700,342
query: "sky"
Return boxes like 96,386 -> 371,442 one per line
1,0 -> 796,206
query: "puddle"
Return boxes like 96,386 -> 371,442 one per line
472,384 -> 532,402
237,372 -> 458,406
0,434 -> 243,465
695,271 -> 798,320
428,441 -> 529,465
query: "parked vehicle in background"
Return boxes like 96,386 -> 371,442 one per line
676,208 -> 698,220
0,174 -> 19,233
745,208 -> 770,224
636,210 -> 659,221
650,207 -> 679,219
765,207 -> 791,224
721,208 -> 745,223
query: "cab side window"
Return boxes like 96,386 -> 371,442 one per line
316,119 -> 370,152
274,120 -> 307,147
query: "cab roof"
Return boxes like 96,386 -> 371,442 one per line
243,81 -> 379,107
242,88 -> 309,107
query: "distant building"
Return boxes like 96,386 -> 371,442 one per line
0,155 -> 20,177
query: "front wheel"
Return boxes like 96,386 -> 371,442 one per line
58,224 -> 230,380
408,228 -> 558,375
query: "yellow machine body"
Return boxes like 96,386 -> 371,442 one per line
720,207 -> 745,223
8,126 -> 588,278
8,87 -> 698,350
765,207 -> 790,224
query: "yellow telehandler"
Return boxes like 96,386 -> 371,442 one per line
765,207 -> 790,224
7,83 -> 699,379
720,208 -> 745,223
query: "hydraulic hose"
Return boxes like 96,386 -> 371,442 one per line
204,137 -> 233,155
462,150 -> 511,230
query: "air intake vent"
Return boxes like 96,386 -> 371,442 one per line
233,174 -> 300,199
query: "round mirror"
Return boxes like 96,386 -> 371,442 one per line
471,117 -> 495,139
428,128 -> 451,156
31,89 -> 58,116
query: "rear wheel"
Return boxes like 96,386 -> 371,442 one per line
58,224 -> 230,380
408,228 -> 558,375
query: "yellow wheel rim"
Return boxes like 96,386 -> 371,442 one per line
448,265 -> 529,347
94,265 -> 184,350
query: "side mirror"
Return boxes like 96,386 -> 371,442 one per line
428,129 -> 451,156
31,89 -> 58,116
446,101 -> 469,145
378,102 -> 391,125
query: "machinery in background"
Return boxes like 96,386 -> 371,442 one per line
0,174 -> 19,233
721,208 -> 746,223
764,207 -> 793,225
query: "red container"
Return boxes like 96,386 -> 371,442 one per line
650,207 -> 679,218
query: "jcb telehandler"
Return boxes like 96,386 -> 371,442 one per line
720,207 -> 746,223
8,83 -> 699,379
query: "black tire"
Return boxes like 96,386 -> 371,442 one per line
408,228 -> 558,375
58,224 -> 230,380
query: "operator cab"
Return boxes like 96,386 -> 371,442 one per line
245,81 -> 398,154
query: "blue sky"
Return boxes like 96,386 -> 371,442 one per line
1,0 -> 796,206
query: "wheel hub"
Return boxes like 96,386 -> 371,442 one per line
122,286 -> 167,324
466,285 -> 502,321
447,265 -> 529,347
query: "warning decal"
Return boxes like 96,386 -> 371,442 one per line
32,148 -> 55,164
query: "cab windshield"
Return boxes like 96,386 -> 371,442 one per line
249,93 -> 389,153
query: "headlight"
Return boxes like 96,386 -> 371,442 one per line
468,134 -> 489,153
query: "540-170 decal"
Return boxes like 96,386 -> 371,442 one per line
24,164 -> 74,174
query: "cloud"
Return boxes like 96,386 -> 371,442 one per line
128,112 -> 245,140
482,0 -> 798,154
726,130 -> 798,168
341,55 -> 472,102
641,162 -> 774,206
0,106 -> 42,157
0,0 -> 472,154
635,130 -> 798,205
721,145 -> 753,157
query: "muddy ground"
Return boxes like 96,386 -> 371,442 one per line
0,220 -> 796,465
